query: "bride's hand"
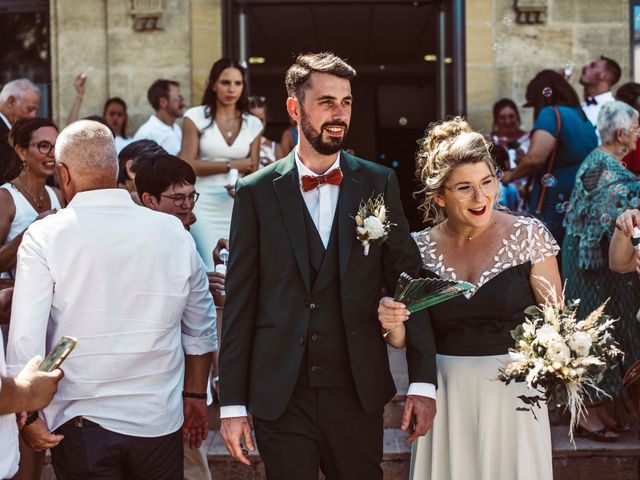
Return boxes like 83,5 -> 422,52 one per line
378,297 -> 409,347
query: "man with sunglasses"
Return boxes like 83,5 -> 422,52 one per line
133,79 -> 185,155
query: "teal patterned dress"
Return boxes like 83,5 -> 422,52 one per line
562,147 -> 640,399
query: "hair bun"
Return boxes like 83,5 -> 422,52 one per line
421,117 -> 472,156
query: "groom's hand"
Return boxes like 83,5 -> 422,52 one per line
221,416 -> 255,466
402,395 -> 436,443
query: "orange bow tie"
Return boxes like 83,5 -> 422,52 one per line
301,167 -> 343,192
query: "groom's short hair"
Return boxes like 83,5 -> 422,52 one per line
285,52 -> 356,101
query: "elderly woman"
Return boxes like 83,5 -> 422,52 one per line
562,100 -> 640,441
379,118 -> 561,480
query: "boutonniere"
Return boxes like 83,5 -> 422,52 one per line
354,194 -> 393,256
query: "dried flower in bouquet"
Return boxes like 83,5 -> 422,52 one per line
497,278 -> 622,443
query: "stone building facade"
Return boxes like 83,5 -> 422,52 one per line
47,0 -> 630,133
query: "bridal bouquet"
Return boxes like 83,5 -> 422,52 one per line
497,281 -> 621,443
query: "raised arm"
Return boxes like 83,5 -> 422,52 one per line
609,209 -> 640,273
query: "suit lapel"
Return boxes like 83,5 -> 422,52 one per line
338,152 -> 362,280
274,152 -> 311,294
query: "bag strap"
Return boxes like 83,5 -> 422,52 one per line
535,106 -> 562,215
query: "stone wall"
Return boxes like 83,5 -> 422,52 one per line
49,0 -> 222,134
466,0 -> 630,133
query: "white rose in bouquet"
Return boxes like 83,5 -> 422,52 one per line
536,324 -> 562,348
569,331 -> 592,357
546,341 -> 571,364
363,216 -> 385,240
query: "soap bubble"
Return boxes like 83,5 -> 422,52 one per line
600,213 -> 612,225
398,116 -> 408,126
496,169 -> 504,180
556,202 -> 571,213
542,87 -> 553,97
391,160 -> 399,168
492,42 -> 502,52
614,184 -> 630,195
630,197 -> 640,208
502,16 -> 513,27
563,61 -> 574,77
555,203 -> 564,213
379,153 -> 386,161
541,173 -> 557,187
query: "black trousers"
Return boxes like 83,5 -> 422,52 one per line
253,384 -> 383,480
50,418 -> 183,480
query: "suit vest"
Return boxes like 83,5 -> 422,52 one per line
298,200 -> 354,388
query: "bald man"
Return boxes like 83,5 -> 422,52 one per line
6,120 -> 217,480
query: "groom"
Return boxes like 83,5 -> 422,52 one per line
219,52 -> 437,479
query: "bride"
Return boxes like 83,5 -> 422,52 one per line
378,118 -> 561,480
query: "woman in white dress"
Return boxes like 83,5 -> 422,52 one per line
103,97 -> 134,153
181,58 -> 262,269
0,117 -> 63,279
378,118 -> 561,480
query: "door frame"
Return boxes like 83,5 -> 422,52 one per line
221,0 -> 466,116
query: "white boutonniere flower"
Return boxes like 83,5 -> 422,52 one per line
354,194 -> 393,256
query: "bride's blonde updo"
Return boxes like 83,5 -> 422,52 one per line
415,117 -> 496,226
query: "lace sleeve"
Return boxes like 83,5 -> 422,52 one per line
526,217 -> 560,264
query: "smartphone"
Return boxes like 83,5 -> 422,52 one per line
38,336 -> 78,372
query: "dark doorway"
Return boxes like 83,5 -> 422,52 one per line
0,0 -> 51,118
224,0 -> 464,230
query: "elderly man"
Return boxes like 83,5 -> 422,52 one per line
0,79 -> 40,182
7,120 -> 216,480
133,79 -> 185,155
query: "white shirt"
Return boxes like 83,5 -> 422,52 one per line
0,329 -> 19,479
581,90 -> 615,145
220,150 -> 434,419
115,135 -> 134,153
0,112 -> 11,130
133,114 -> 182,155
6,189 -> 217,437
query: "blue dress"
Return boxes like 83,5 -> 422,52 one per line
528,106 -> 598,247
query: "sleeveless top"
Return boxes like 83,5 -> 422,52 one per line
182,106 -> 262,190
412,216 -> 559,356
1,182 -> 62,278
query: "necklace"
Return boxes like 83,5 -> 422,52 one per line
216,115 -> 240,139
12,179 -> 46,211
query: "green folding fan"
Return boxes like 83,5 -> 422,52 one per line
393,272 -> 473,313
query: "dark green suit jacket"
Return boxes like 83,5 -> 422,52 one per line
219,150 -> 436,420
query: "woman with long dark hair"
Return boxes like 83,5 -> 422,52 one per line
501,70 -> 597,249
0,117 -> 63,278
180,58 -> 261,269
103,97 -> 133,152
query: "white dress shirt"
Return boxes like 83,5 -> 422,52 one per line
0,329 -> 19,479
133,114 -> 182,155
0,112 -> 11,130
6,189 -> 217,437
581,90 -> 615,145
220,151 -> 434,419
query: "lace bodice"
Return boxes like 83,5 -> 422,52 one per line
412,216 -> 559,298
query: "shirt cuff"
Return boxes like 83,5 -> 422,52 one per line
181,332 -> 217,356
220,405 -> 248,418
407,382 -> 436,399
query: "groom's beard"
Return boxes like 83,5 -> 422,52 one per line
299,108 -> 349,156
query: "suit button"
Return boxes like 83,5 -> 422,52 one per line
311,365 -> 319,372
311,334 -> 318,341
309,303 -> 317,310
297,336 -> 305,345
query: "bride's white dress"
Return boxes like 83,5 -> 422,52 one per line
410,216 -> 556,480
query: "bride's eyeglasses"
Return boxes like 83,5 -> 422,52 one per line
443,176 -> 498,201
